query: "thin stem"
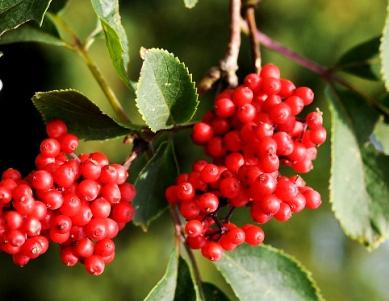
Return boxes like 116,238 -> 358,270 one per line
76,47 -> 130,123
219,0 -> 242,87
169,206 -> 206,301
49,14 -> 130,123
245,7 -> 261,72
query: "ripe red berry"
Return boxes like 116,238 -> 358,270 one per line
185,220 -> 203,237
201,241 -> 224,261
198,193 -> 219,213
294,87 -> 314,105
85,255 -> 105,276
60,134 -> 79,153
260,64 -> 280,79
232,86 -> 253,106
192,122 -> 213,144
242,224 -> 264,246
31,170 -> 53,191
46,119 -> 68,138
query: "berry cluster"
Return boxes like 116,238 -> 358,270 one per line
166,64 -> 325,261
0,120 -> 136,275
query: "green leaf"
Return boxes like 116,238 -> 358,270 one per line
144,251 -> 178,301
202,283 -> 230,301
215,244 -> 322,301
32,89 -> 130,140
173,257 -> 196,301
133,141 -> 179,229
184,0 -> 198,9
0,23 -> 65,46
136,48 -> 199,132
327,86 -> 389,248
373,117 -> 389,155
336,36 -> 380,80
91,0 -> 129,84
380,2 -> 389,90
0,0 -> 52,36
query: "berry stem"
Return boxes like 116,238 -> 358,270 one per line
219,0 -> 242,87
224,206 -> 236,222
169,206 -> 206,301
245,6 -> 261,72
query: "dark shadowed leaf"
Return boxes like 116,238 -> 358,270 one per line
0,0 -> 52,36
133,141 -> 178,229
32,89 -> 131,140
336,36 -> 380,80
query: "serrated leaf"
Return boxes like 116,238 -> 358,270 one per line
133,141 -> 179,229
336,36 -> 380,80
381,3 -> 389,90
327,86 -> 389,248
215,244 -> 322,301
136,48 -> 199,132
0,0 -> 52,36
144,251 -> 178,301
184,0 -> 199,9
32,89 -> 131,140
91,0 -> 129,84
0,23 -> 65,46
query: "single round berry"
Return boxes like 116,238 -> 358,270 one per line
201,241 -> 224,261
46,119 -> 68,138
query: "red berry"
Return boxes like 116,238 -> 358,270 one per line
60,247 -> 79,266
111,202 -> 134,223
201,241 -> 224,261
242,224 -> 264,246
185,220 -> 203,237
303,189 -> 322,209
60,134 -> 79,153
40,138 -> 61,157
294,87 -> 314,105
31,170 -> 53,191
260,64 -> 280,79
274,203 -> 292,222
46,119 -> 68,138
85,255 -> 105,276
192,122 -> 213,144
232,86 -> 253,106
176,182 -> 195,202
85,218 -> 108,241
198,192 -> 219,213
214,98 -> 236,117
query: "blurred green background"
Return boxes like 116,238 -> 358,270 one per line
0,0 -> 389,300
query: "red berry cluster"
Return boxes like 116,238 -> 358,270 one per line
166,64 -> 326,261
0,120 -> 136,275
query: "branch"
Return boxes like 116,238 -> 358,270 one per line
245,7 -> 261,72
219,0 -> 242,87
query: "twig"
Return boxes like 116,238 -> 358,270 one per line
219,0 -> 242,87
170,206 -> 206,301
245,7 -> 261,72
197,67 -> 221,95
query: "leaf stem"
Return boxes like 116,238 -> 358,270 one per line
245,6 -> 261,72
76,47 -> 130,123
48,14 -> 130,123
169,206 -> 206,301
